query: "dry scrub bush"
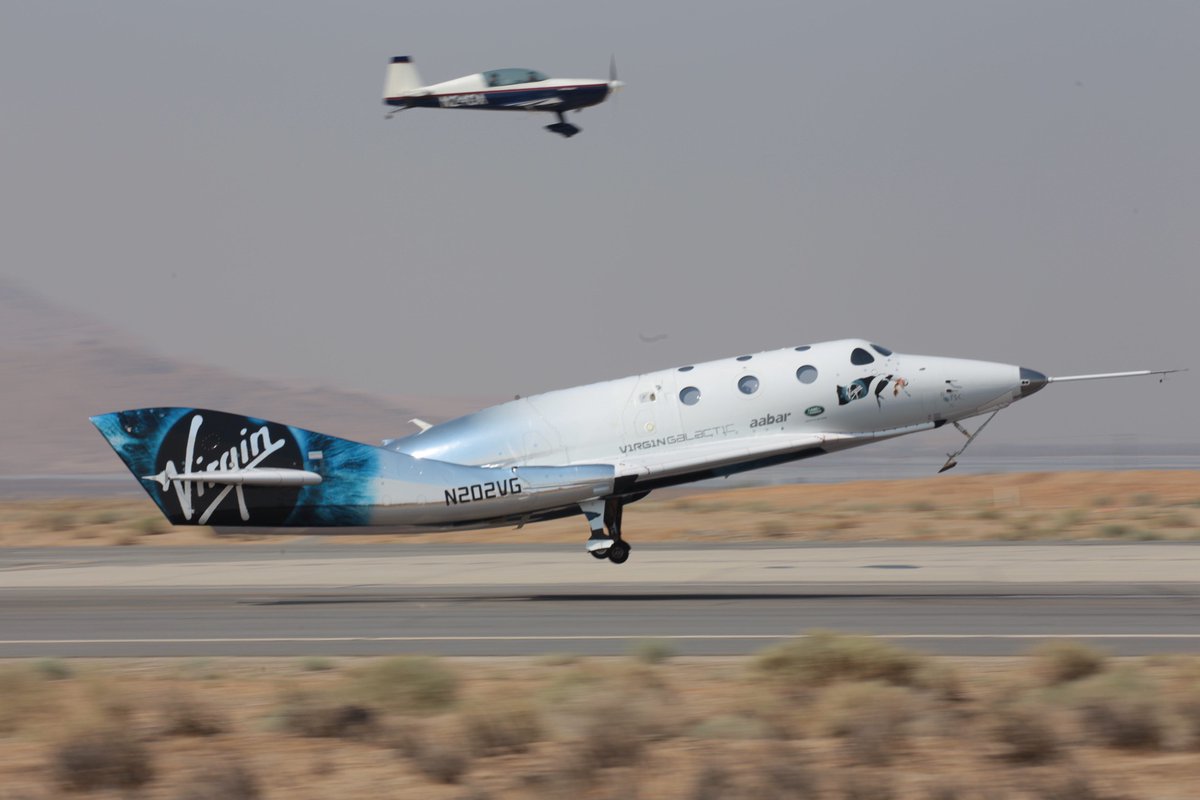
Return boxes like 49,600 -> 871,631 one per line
161,691 -> 226,736
541,661 -> 683,741
815,681 -> 915,765
52,726 -> 153,791
840,771 -> 897,800
1178,695 -> 1200,749
689,762 -> 738,800
1032,641 -> 1106,685
33,658 -> 72,680
410,739 -> 471,784
349,656 -> 459,713
300,656 -> 335,672
1033,773 -> 1111,800
630,638 -> 677,664
0,665 -> 53,733
688,713 -> 771,740
753,631 -> 926,690
990,700 -> 1061,763
462,696 -> 543,755
175,762 -> 261,800
755,745 -> 818,799
38,511 -> 76,532
914,660 -> 965,702
576,702 -> 648,769
274,691 -> 376,739
1071,670 -> 1164,749
136,516 -> 167,535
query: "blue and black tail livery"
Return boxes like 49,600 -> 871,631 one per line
90,408 -> 380,526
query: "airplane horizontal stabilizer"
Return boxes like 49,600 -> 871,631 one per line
142,467 -> 323,489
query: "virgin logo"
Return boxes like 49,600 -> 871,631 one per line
148,414 -> 287,524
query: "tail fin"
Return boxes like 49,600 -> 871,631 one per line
90,408 -> 379,527
384,56 -> 424,102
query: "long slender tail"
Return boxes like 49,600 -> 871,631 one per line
90,408 -> 379,526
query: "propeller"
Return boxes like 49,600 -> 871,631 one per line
608,54 -> 624,93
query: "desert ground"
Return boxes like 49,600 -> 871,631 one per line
2,471 -> 1198,798
2,639 -> 1200,799
2,470 -> 1196,548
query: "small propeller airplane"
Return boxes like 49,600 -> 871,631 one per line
93,339 -> 1181,564
382,55 -> 623,137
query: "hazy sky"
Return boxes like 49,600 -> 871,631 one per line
2,1 -> 1197,446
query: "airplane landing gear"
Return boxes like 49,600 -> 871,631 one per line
605,540 -> 630,564
545,111 -> 581,138
579,498 -> 630,564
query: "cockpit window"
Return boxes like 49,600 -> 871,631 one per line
871,343 -> 894,356
850,347 -> 875,366
484,68 -> 548,87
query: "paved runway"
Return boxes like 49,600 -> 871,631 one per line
1,543 -> 1198,657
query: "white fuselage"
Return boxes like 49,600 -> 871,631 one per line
386,339 -> 1030,487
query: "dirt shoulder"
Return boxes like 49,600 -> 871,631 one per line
1,470 -> 1197,547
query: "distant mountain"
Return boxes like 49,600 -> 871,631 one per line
0,278 -> 486,475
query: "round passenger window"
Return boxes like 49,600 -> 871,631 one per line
738,375 -> 759,395
678,365 -> 694,372
679,386 -> 701,406
736,355 -> 752,362
796,365 -> 818,384
871,343 -> 893,356
850,347 -> 875,366
794,345 -> 811,352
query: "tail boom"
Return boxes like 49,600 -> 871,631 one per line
91,408 -> 613,530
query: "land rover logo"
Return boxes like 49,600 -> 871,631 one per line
804,405 -> 825,417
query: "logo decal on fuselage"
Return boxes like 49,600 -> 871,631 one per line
805,405 -> 825,417
619,424 -> 737,455
445,477 -> 522,506
837,374 -> 910,407
439,93 -> 488,107
750,412 -> 791,428
152,412 -> 303,525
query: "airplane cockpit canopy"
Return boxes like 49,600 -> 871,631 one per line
484,68 -> 549,87
850,343 -> 894,365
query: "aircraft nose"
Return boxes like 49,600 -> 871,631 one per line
608,80 -> 625,93
1018,367 -> 1049,398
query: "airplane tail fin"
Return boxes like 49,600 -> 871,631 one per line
384,56 -> 423,101
90,408 -> 380,527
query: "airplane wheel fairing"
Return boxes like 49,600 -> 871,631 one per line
606,542 -> 630,564
590,549 -> 609,559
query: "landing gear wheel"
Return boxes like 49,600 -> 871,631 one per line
590,549 -> 610,559
546,111 -> 581,137
606,542 -> 630,564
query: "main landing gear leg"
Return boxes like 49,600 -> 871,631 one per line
578,498 -> 631,564
580,499 -> 612,558
603,499 -> 630,564
545,111 -> 581,138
